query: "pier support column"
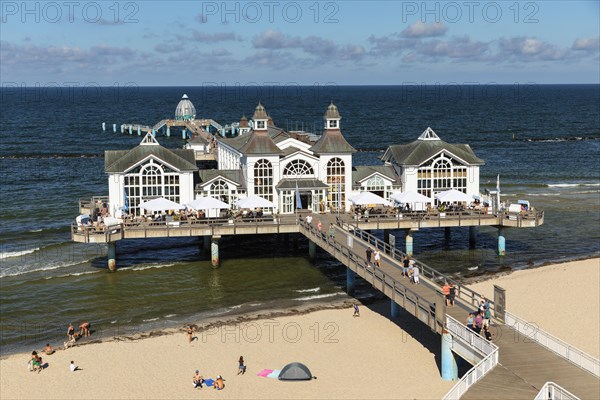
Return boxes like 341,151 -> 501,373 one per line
102,122 -> 106,131
383,229 -> 391,245
137,127 -> 141,136
441,330 -> 458,381
211,235 -> 221,268
166,126 -> 170,137
112,123 -> 117,132
498,227 -> 506,256
346,267 -> 356,295
404,229 -> 414,257
469,226 -> 477,248
202,235 -> 211,257
107,242 -> 117,272
444,227 -> 451,245
182,129 -> 187,139
308,240 -> 316,260
128,125 -> 132,134
391,300 -> 400,318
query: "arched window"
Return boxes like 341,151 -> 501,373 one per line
327,158 -> 345,210
366,175 -> 385,198
283,160 -> 314,177
210,179 -> 229,204
416,154 -> 468,201
433,159 -> 452,191
254,159 -> 273,202
124,160 -> 180,216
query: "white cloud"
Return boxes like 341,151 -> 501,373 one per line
400,22 -> 448,38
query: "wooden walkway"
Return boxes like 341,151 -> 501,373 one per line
301,216 -> 600,399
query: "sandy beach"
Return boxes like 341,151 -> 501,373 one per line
0,301 -> 452,400
469,257 -> 600,358
2,258 -> 598,400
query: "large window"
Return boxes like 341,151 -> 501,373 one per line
417,155 -> 467,201
366,175 -> 385,198
327,158 -> 345,210
283,160 -> 314,177
254,159 -> 273,202
124,160 -> 180,215
210,179 -> 230,204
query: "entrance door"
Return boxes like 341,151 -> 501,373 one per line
298,192 -> 310,210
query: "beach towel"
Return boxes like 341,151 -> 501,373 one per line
204,378 -> 214,387
257,369 -> 273,377
266,369 -> 281,379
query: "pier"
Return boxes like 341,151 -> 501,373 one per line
70,209 -> 598,398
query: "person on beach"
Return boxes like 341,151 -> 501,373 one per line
193,370 -> 204,388
448,283 -> 456,306
374,250 -> 381,267
43,343 -> 54,355
466,313 -> 474,331
31,351 -> 42,373
353,303 -> 360,317
443,283 -> 451,305
69,361 -> 80,372
67,323 -> 75,341
365,247 -> 373,265
214,375 -> 225,390
187,326 -> 196,343
238,356 -> 246,375
79,322 -> 90,337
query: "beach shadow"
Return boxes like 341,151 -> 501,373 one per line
362,300 -> 443,373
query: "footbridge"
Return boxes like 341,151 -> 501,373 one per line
299,216 -> 599,399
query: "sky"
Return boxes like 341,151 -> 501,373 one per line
1,0 -> 599,86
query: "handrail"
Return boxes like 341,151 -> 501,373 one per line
442,316 -> 499,400
534,382 -> 580,400
298,221 -> 441,332
445,315 -> 498,358
339,219 -> 495,313
505,311 -> 600,377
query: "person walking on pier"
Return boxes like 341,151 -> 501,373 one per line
373,250 -> 381,268
329,224 -> 335,240
448,283 -> 456,307
365,247 -> 373,265
443,283 -> 451,305
402,256 -> 410,277
317,220 -> 323,237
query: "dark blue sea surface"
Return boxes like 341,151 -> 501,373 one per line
1,85 -> 599,354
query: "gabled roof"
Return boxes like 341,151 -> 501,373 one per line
281,146 -> 318,160
352,165 -> 399,183
105,141 -> 197,173
309,129 -> 356,154
198,169 -> 245,187
382,129 -> 484,166
220,126 -> 286,155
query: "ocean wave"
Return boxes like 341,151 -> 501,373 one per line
164,314 -> 177,318
131,263 -> 176,271
142,318 -> 159,322
45,270 -> 101,280
522,136 -> 600,142
295,287 -> 320,293
249,303 -> 263,307
0,247 -> 40,260
0,259 -> 95,278
547,183 -> 600,188
229,304 -> 243,309
293,292 -> 344,301
28,229 -> 43,233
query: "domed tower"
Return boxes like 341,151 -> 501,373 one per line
239,115 -> 251,135
175,94 -> 197,121
252,102 -> 269,132
324,101 -> 341,130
